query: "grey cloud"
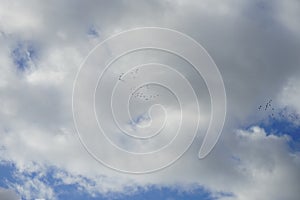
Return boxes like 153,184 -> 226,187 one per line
0,188 -> 19,200
0,0 -> 300,199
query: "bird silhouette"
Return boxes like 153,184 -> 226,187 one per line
118,73 -> 125,81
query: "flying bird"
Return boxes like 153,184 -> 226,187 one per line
118,73 -> 125,81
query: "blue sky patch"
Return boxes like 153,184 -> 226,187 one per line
87,26 -> 100,38
105,186 -> 213,200
0,162 -> 217,200
0,162 -> 16,189
260,114 -> 300,152
246,107 -> 300,152
11,41 -> 37,71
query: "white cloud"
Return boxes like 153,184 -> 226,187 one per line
278,77 -> 300,115
10,172 -> 55,200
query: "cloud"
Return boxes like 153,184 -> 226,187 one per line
10,173 -> 55,200
0,188 -> 19,200
0,0 -> 300,199
278,77 -> 300,115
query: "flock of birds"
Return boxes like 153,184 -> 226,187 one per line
258,99 -> 275,117
132,90 -> 160,101
118,69 -> 298,121
258,99 -> 299,120
118,68 -> 140,81
118,68 -> 160,101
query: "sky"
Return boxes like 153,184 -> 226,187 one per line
0,0 -> 300,199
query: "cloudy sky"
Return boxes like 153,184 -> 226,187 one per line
0,0 -> 300,199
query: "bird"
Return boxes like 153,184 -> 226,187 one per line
118,73 -> 125,81
265,104 -> 268,110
